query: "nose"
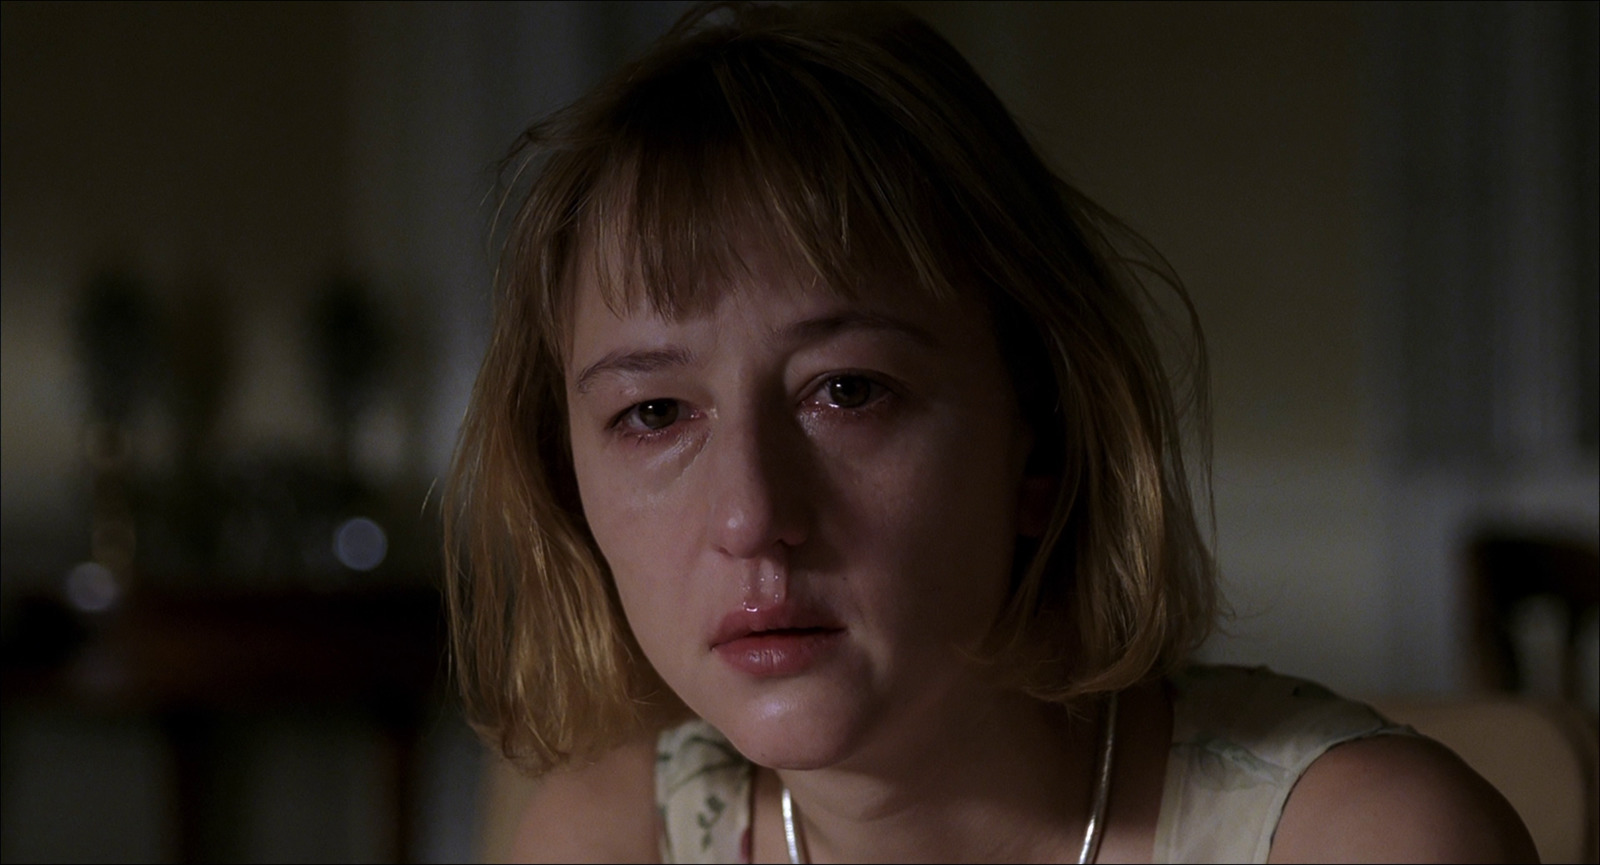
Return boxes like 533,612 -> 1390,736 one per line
705,407 -> 811,562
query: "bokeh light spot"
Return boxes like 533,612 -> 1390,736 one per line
65,561 -> 121,613
334,517 -> 387,572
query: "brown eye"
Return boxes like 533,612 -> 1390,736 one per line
634,399 -> 679,430
825,376 -> 875,408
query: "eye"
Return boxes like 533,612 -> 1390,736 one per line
823,375 -> 877,409
811,374 -> 896,412
621,398 -> 680,431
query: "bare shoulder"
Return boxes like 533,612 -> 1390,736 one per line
1269,733 -> 1538,864
509,736 -> 661,864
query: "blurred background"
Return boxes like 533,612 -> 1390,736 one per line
2,1 -> 1595,861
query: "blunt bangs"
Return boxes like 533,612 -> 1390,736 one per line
522,9 -> 1003,345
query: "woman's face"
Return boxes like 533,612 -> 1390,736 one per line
566,246 -> 1035,769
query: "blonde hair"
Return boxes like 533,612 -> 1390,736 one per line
445,1 -> 1218,775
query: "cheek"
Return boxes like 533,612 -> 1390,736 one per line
821,418 -> 1024,633
574,429 -> 681,554
571,440 -> 716,677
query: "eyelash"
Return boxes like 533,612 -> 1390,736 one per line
606,373 -> 896,445
801,372 -> 894,415
608,399 -> 689,445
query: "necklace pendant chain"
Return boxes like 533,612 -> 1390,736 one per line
1076,690 -> 1118,865
782,784 -> 806,864
780,691 -> 1119,865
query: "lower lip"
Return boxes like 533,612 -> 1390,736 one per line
713,629 -> 844,677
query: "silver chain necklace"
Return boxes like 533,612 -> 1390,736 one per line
780,691 -> 1119,864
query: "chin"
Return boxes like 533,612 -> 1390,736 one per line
703,686 -> 876,770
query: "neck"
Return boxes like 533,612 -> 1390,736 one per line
766,688 -> 1103,864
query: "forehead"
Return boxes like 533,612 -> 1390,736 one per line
556,191 -> 948,358
566,230 -> 893,343
562,229 -> 1006,393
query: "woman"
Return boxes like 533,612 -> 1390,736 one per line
445,3 -> 1536,862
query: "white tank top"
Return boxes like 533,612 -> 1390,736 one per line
655,664 -> 1414,863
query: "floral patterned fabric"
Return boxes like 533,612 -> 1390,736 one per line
656,720 -> 754,863
655,664 -> 1414,863
1152,665 -> 1414,862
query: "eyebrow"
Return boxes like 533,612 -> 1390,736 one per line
573,346 -> 697,395
570,310 -> 940,395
